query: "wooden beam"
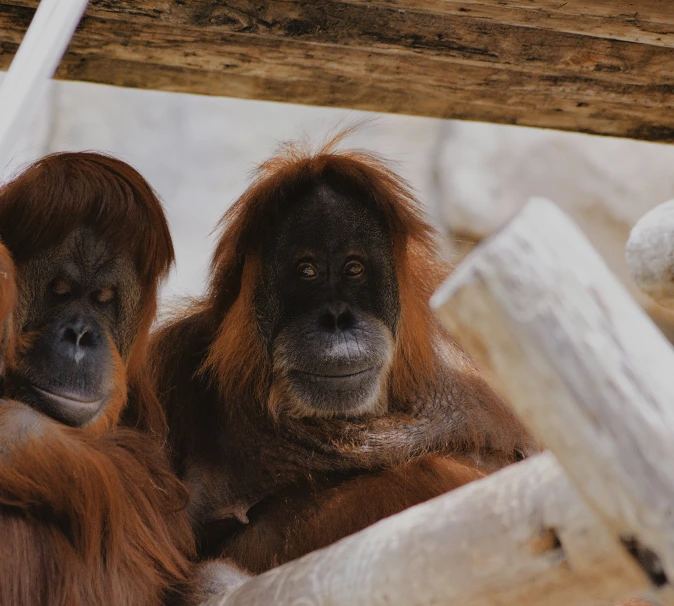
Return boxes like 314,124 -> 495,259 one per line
207,453 -> 650,606
432,197 -> 674,599
2,1 -> 674,141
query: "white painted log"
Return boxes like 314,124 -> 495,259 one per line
626,200 -> 674,309
432,197 -> 674,599
437,128 -> 674,342
204,453 -> 649,606
0,0 -> 89,170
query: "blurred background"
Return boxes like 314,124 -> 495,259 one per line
4,76 -> 674,339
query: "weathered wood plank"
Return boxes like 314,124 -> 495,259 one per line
1,1 -> 674,141
206,453 -> 650,606
352,1 -> 674,48
433,197 -> 674,598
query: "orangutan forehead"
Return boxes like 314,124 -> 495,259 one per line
27,228 -> 135,283
273,182 -> 392,254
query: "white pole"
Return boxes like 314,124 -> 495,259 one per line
0,0 -> 89,170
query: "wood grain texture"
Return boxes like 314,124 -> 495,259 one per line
1,1 -> 674,141
432,197 -> 674,600
207,453 -> 649,606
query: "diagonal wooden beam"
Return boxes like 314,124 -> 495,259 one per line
0,0 -> 88,169
433,197 -> 674,602
1,1 -> 674,142
206,453 -> 650,606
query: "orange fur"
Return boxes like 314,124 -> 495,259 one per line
85,344 -> 128,436
152,134 -> 536,573
0,243 -> 16,369
0,400 -> 193,606
0,156 -> 197,605
221,454 -> 485,573
203,255 -> 271,408
0,152 -> 174,436
202,136 -> 466,418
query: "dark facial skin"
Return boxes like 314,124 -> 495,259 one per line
5,229 -> 141,427
256,182 -> 400,417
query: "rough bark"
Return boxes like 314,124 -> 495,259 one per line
2,1 -> 674,140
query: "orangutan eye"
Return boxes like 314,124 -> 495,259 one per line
297,262 -> 318,280
93,287 -> 116,305
51,280 -> 71,297
343,260 -> 365,277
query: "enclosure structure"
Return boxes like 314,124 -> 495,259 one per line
201,197 -> 674,606
1,2 -> 674,605
2,1 -> 674,141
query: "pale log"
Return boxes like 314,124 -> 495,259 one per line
432,197 -> 674,596
206,453 -> 649,606
0,0 -> 88,167
626,200 -> 674,309
2,1 -> 674,141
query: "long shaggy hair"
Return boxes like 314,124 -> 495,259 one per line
0,152 -> 175,435
0,155 -> 196,605
199,134 -> 451,419
0,402 -> 194,606
150,133 -> 536,572
150,134 -> 536,558
0,241 -> 16,370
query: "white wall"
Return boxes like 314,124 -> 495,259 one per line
4,77 -> 674,321
3,78 -> 449,302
